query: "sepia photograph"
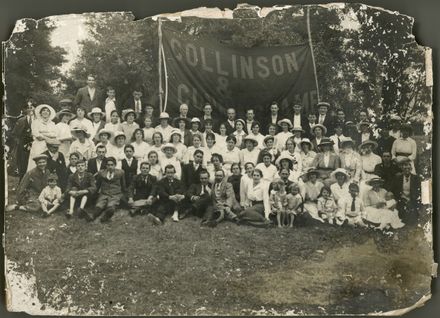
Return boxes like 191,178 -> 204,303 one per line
1,2 -> 435,316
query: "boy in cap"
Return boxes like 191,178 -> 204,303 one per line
66,158 -> 96,218
38,173 -> 62,217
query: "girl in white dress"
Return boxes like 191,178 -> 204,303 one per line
107,131 -> 127,168
170,129 -> 187,162
142,117 -> 155,144
27,104 -> 57,171
142,150 -> 162,180
276,119 -> 293,152
222,135 -> 240,174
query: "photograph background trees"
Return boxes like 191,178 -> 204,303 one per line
3,3 -> 432,128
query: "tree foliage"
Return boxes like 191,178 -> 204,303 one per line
68,13 -> 158,106
4,18 -> 67,115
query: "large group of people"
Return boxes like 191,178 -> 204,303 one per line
8,75 -> 423,231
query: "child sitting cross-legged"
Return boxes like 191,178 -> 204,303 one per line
66,158 -> 97,219
286,182 -> 303,227
269,179 -> 288,228
317,186 -> 338,224
38,173 -> 62,217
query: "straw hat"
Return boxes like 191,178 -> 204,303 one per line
96,129 -> 114,140
358,140 -> 378,151
277,119 -> 293,128
292,126 -> 305,133
242,136 -> 258,146
159,112 -> 170,120
170,129 -> 183,140
56,108 -> 74,120
71,124 -> 91,138
316,102 -> 330,109
32,154 -> 48,162
311,124 -> 327,135
330,168 -> 350,179
111,131 -> 127,144
340,137 -> 355,148
161,143 -> 177,153
317,137 -> 334,148
300,138 -> 313,148
88,107 -> 105,119
263,135 -> 275,146
45,138 -> 61,146
122,109 -> 138,121
366,177 -> 385,186
35,104 -> 56,121
235,119 -> 245,127
173,117 -> 190,127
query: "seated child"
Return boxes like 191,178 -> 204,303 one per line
38,173 -> 62,217
286,182 -> 303,227
336,183 -> 367,227
270,179 -> 288,228
66,158 -> 97,218
317,186 -> 338,224
67,152 -> 80,176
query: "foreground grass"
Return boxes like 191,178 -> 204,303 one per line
4,176 -> 433,315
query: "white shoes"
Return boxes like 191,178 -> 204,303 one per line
172,211 -> 179,222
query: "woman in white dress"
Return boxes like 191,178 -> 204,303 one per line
55,109 -> 74,158
150,132 -> 165,162
143,150 -> 162,180
249,122 -> 265,150
27,104 -> 57,171
107,131 -> 127,168
299,138 -> 316,174
104,110 -> 123,133
276,119 -> 293,152
339,137 -> 362,183
131,128 -> 151,161
232,119 -> 247,149
239,136 -> 260,167
184,134 -> 207,165
363,177 -> 405,230
69,125 -> 95,161
95,129 -> 114,154
216,123 -> 229,151
239,162 -> 255,208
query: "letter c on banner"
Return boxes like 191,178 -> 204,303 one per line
170,38 -> 182,61
177,83 -> 190,104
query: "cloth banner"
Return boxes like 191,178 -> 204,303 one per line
162,25 -> 318,119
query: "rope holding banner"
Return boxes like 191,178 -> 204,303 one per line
161,41 -> 168,112
158,17 -> 163,112
307,6 -> 320,103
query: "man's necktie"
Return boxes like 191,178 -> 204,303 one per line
351,197 -> 356,212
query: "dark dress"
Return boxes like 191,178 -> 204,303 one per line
227,174 -> 242,203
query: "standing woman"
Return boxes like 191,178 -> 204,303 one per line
299,138 -> 316,174
310,124 -> 327,153
222,135 -> 240,174
131,128 -> 150,161
339,137 -> 362,184
276,119 -> 293,152
169,129 -> 187,162
238,169 -> 272,227
311,138 -> 341,184
27,104 -> 58,171
233,119 -> 247,149
216,123 -> 229,151
240,162 -> 255,208
55,109 -> 75,159
391,123 -> 417,173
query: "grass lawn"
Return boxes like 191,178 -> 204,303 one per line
4,176 -> 433,315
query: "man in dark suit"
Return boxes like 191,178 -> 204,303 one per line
180,169 -> 213,221
91,157 -> 127,223
11,99 -> 36,180
391,157 -> 422,226
260,102 -> 282,135
147,165 -> 186,225
181,149 -> 205,188
74,74 -> 104,113
221,108 -> 237,136
123,88 -> 147,123
43,139 -> 67,191
128,161 -> 157,216
374,151 -> 401,191
303,113 -> 317,139
244,108 -> 257,135
315,102 -> 334,135
120,145 -> 138,188
87,145 -> 107,176
200,103 -> 218,131
289,103 -> 309,131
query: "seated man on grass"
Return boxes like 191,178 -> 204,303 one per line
89,156 -> 126,223
65,158 -> 97,219
146,164 -> 185,225
128,161 -> 157,217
